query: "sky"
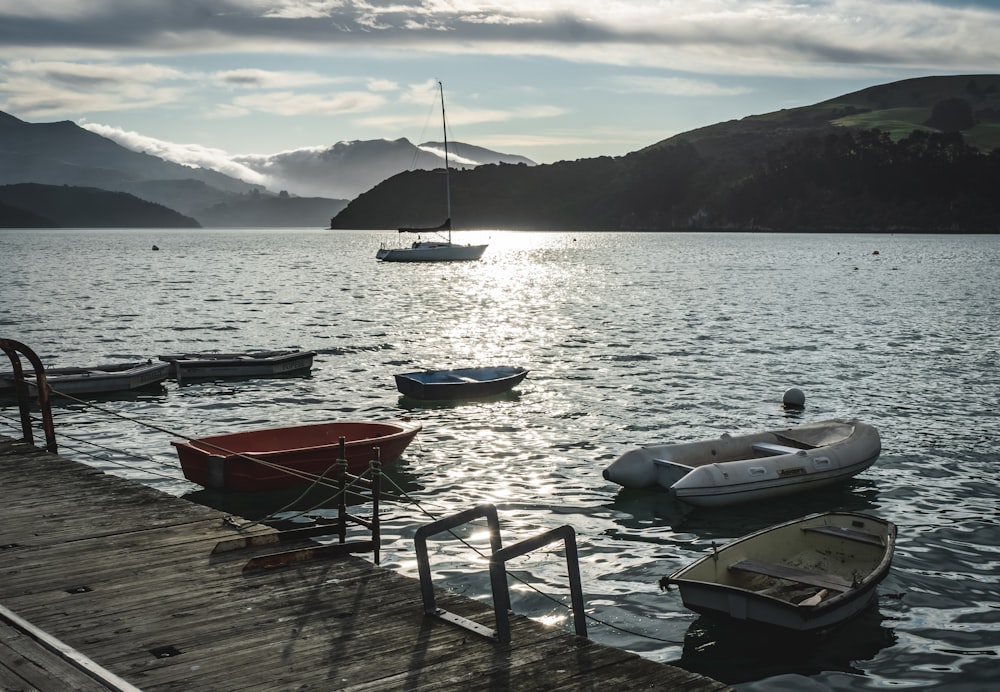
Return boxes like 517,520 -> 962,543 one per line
1,0 -> 999,171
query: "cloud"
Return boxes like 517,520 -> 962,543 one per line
212,68 -> 341,90
0,1 -> 996,77
230,90 -> 387,116
0,60 -> 189,116
82,121 -> 271,184
356,101 -> 565,131
610,76 -> 752,97
0,56 -> 386,120
3,1 -> 1000,164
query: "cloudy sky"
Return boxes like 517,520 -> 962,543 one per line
2,0 -> 998,168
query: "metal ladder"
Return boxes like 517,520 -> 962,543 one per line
414,503 -> 587,644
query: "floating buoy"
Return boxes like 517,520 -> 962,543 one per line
782,388 -> 805,409
872,250 -> 880,255
152,245 -> 160,251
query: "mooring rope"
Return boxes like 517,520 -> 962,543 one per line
45,386 -> 363,492
8,388 -> 685,646
371,470 -> 686,645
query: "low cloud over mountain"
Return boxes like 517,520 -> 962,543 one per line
1,110 -> 535,226
84,123 -> 534,199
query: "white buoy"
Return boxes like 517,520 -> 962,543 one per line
782,387 -> 805,409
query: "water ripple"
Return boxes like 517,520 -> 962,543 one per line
1,229 -> 998,689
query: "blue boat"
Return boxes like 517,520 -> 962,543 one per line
393,366 -> 528,401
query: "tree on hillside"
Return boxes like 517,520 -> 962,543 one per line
719,129 -> 1000,230
925,98 -> 976,132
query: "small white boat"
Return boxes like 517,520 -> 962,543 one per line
158,350 -> 315,379
663,512 -> 896,632
0,360 -> 171,397
603,418 -> 880,507
393,366 -> 528,400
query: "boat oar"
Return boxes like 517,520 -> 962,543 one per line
798,588 -> 828,607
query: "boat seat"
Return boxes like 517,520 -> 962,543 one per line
802,525 -> 885,547
728,559 -> 852,592
751,442 -> 804,456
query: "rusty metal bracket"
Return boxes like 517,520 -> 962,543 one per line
232,444 -> 383,571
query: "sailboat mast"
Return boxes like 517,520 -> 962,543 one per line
439,81 -> 452,240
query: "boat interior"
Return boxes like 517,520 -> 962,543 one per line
680,518 -> 889,605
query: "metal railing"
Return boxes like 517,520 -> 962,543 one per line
213,442 -> 383,570
413,503 -> 587,644
0,338 -> 57,452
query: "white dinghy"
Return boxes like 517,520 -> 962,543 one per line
603,418 -> 880,507
662,511 -> 896,632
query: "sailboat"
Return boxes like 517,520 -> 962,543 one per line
375,82 -> 488,262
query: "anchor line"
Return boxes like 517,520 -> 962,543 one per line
11,388 -> 685,647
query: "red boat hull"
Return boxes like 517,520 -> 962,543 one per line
172,421 -> 421,492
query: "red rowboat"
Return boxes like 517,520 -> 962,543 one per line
171,420 -> 421,492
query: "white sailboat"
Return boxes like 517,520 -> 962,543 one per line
376,82 -> 488,262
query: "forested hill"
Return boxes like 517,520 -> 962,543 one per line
0,184 -> 200,228
331,74 -> 1000,233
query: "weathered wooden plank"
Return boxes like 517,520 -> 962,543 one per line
0,614 -> 137,692
0,435 -> 729,691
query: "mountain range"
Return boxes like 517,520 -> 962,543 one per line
0,111 -> 533,228
3,74 -> 999,231
332,74 -> 1000,233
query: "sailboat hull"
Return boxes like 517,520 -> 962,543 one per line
376,242 -> 488,262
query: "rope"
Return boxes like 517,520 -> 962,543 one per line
46,386 -> 362,491
54,436 -> 183,483
9,388 -> 684,646
374,471 -> 684,644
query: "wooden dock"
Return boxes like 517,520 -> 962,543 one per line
0,434 -> 728,691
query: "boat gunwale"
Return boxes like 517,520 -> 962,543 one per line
396,366 -> 527,385
640,419 -> 870,467
173,420 -> 422,459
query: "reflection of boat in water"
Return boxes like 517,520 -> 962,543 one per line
397,387 -> 522,410
677,600 -> 898,685
183,462 -> 424,521
608,478 -> 881,535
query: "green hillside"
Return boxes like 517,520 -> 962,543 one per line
814,74 -> 1000,149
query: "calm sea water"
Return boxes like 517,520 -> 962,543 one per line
1,228 -> 998,690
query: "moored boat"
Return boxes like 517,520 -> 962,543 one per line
662,511 -> 896,632
376,236 -> 487,262
603,418 -> 880,507
375,82 -> 488,263
171,420 -> 422,492
0,360 -> 171,397
393,366 -> 528,400
158,350 -> 315,379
